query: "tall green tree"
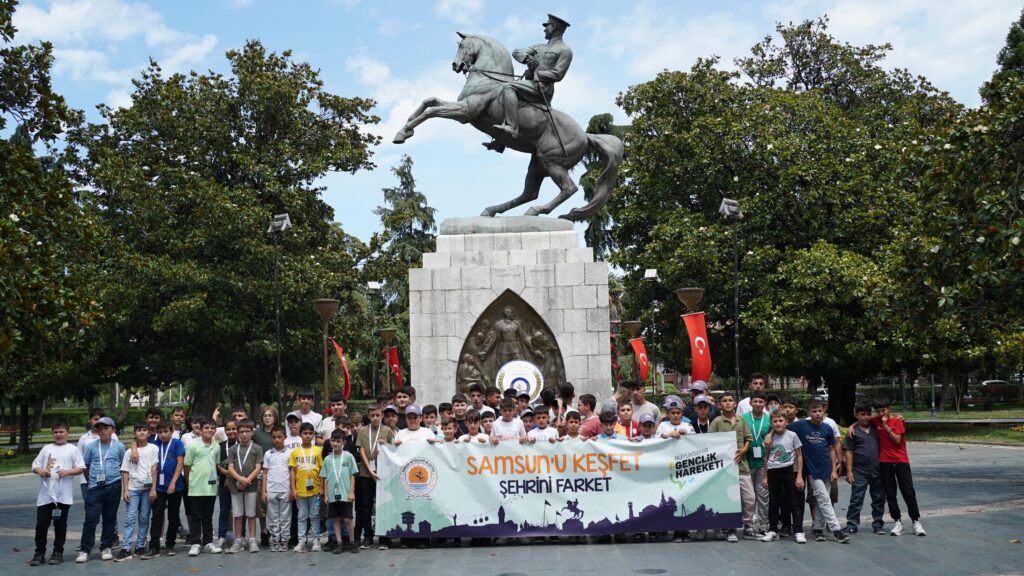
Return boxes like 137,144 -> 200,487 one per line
65,40 -> 380,415
365,155 -> 436,387
610,18 -> 959,422
1,0 -> 99,450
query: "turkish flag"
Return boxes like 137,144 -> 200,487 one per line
628,338 -> 649,381
682,312 -> 712,382
330,339 -> 351,400
388,346 -> 403,388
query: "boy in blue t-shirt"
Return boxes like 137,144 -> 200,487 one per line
785,400 -> 849,544
150,420 -> 186,556
76,417 -> 127,563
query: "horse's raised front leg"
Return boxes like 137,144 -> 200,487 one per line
393,98 -> 467,144
481,155 -> 545,217
524,157 -> 577,216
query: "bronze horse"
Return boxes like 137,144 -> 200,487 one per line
393,34 -> 623,221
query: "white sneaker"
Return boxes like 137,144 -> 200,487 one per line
188,544 -> 201,556
75,552 -> 88,563
100,548 -> 113,561
204,543 -> 223,554
890,520 -> 904,536
913,520 -> 926,536
310,540 -> 321,552
293,542 -> 306,553
759,531 -> 779,542
249,538 -> 259,553
795,532 -> 807,544
227,540 -> 245,554
215,537 -> 226,548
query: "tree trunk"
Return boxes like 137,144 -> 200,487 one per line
33,398 -> 45,432
192,380 -> 221,422
18,402 -> 31,453
824,373 -> 856,427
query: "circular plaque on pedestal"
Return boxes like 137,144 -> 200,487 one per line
495,360 -> 543,403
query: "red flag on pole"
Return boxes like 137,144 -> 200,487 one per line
682,312 -> 712,383
387,346 -> 403,388
628,338 -> 649,382
329,339 -> 351,400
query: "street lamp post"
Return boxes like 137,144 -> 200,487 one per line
312,298 -> 340,411
367,281 -> 382,397
267,213 -> 292,414
622,320 -> 642,383
719,198 -> 743,399
380,328 -> 397,394
676,287 -> 704,390
643,269 -> 658,391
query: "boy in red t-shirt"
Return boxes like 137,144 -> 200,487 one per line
871,399 -> 925,537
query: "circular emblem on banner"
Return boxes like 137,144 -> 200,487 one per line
399,457 -> 438,499
495,360 -> 543,403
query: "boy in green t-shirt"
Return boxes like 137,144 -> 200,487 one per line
183,418 -> 222,556
320,429 -> 358,554
742,390 -> 771,536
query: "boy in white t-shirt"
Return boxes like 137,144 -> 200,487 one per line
527,410 -> 560,443
489,399 -> 527,444
658,396 -> 696,438
260,425 -> 292,552
392,406 -> 437,445
559,411 -> 585,443
117,423 -> 159,561
458,410 -> 489,443
30,420 -> 85,566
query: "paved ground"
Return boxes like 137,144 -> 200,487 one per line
2,442 -> 1022,576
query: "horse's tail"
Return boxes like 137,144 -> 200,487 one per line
560,133 -> 624,221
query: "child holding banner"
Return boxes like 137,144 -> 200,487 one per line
490,399 -> 527,444
709,393 -> 753,543
560,411 -> 584,443
458,410 -> 489,443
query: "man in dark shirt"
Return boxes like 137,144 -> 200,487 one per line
843,404 -> 885,534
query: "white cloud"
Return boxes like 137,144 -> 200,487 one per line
434,0 -> 483,26
105,89 -> 133,109
587,4 -> 761,78
226,0 -> 252,8
15,1 -> 218,109
14,0 -> 186,47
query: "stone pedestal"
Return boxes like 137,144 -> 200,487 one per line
409,217 -> 611,406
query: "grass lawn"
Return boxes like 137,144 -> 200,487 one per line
900,408 -> 1024,419
0,451 -> 36,476
911,426 -> 1024,446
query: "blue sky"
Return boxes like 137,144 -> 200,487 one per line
12,0 -> 1022,241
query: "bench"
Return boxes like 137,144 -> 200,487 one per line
960,396 -> 991,411
0,424 -> 23,445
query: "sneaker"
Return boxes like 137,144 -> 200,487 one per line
795,533 -> 807,544
333,543 -> 345,555
350,543 -> 359,554
760,531 -> 779,542
139,548 -> 155,560
249,538 -> 259,553
100,548 -> 114,561
693,529 -> 706,541
293,542 -> 306,553
360,540 -> 372,550
227,540 -> 245,554
913,520 -> 926,536
726,530 -> 738,543
844,525 -> 858,534
310,540 -> 322,552
164,545 -> 177,556
813,529 -> 826,542
204,543 -> 223,554
188,544 -> 201,556
890,520 -> 904,536
28,552 -> 46,566
48,552 -> 64,565
873,526 -> 886,535
833,530 -> 850,544
75,552 -> 88,563
742,527 -> 759,540
113,549 -> 132,562
377,542 -> 389,550
215,537 -> 226,549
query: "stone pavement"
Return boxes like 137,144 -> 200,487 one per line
1,442 -> 1021,576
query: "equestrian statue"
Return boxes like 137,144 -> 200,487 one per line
392,15 -> 623,221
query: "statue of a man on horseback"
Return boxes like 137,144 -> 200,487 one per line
487,14 -> 573,152
391,16 -> 623,222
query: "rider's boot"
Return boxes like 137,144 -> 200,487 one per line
482,139 -> 506,153
492,85 -> 520,139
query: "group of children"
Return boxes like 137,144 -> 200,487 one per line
28,381 -> 926,566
